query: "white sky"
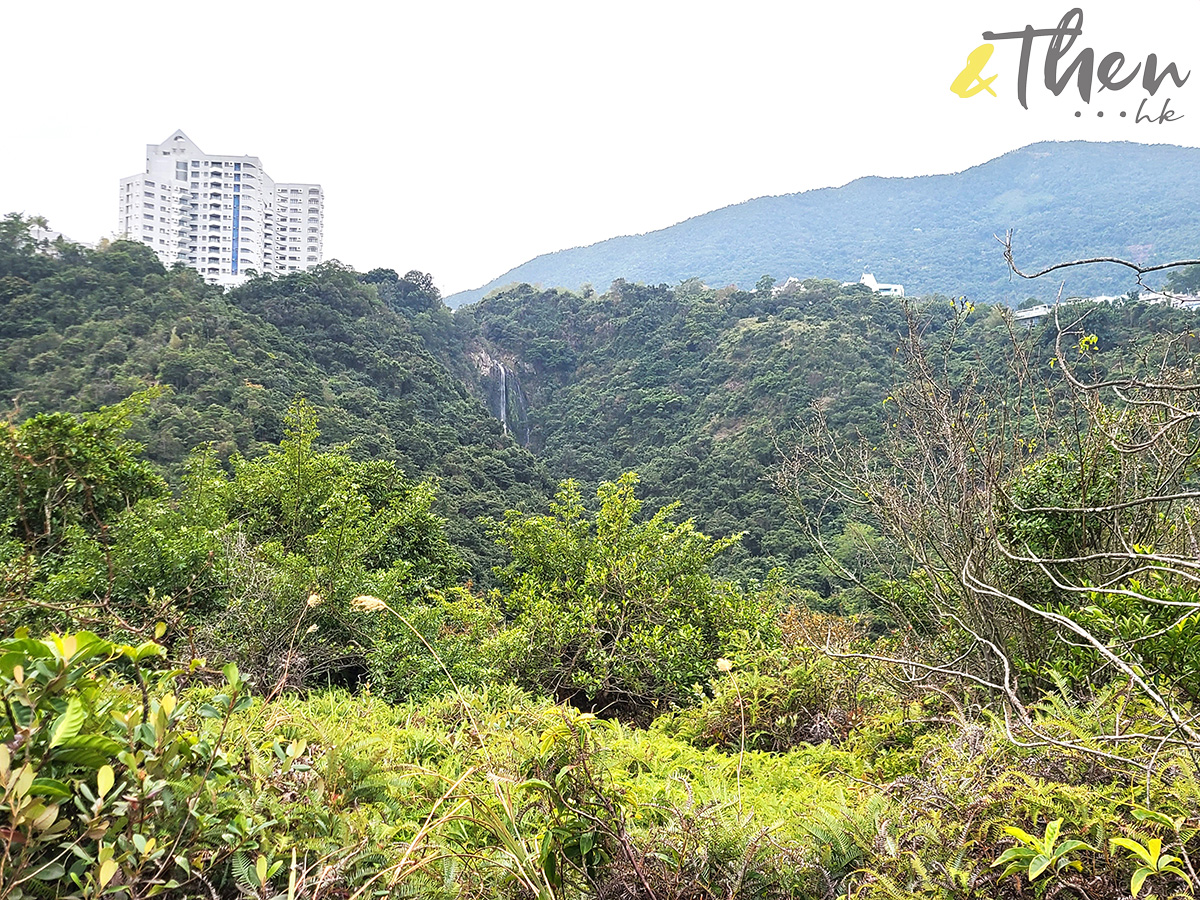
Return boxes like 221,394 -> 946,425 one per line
4,0 -> 1200,294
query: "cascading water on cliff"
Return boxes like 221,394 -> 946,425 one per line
496,362 -> 508,433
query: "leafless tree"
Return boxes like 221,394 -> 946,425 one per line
778,245 -> 1200,779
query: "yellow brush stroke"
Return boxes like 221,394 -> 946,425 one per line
951,43 -> 998,98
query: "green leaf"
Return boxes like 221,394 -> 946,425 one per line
1131,866 -> 1152,897
133,642 -> 166,662
1028,854 -> 1052,879
64,632 -> 111,664
1112,837 -> 1154,866
1051,839 -> 1093,859
52,734 -> 122,768
1043,819 -> 1062,850
33,862 -> 66,881
1132,808 -> 1175,829
1160,864 -> 1189,883
97,765 -> 114,801
993,848 -> 1036,866
49,698 -> 85,748
255,854 -> 268,887
56,734 -> 122,754
29,777 -> 72,799
1147,837 -> 1162,863
1002,825 -> 1039,846
999,862 -> 1026,881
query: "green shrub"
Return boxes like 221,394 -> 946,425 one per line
0,629 -> 260,897
488,473 -> 776,720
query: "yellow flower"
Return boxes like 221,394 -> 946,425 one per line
352,595 -> 387,613
716,658 -> 733,673
307,593 -> 323,607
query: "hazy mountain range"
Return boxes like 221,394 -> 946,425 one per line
447,141 -> 1200,307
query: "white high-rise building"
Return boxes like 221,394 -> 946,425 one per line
118,130 -> 323,286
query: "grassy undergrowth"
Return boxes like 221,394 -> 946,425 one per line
4,629 -> 1195,900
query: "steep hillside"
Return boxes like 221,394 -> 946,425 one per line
8,212 -> 1199,594
0,220 -> 550,578
459,277 -> 1200,592
447,141 -> 1200,307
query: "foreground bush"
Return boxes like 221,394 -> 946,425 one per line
488,473 -> 777,720
5,627 -> 1200,899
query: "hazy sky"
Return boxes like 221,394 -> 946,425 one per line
5,1 -> 1200,294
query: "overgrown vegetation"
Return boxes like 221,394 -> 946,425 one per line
0,214 -> 549,581
4,213 -> 1200,899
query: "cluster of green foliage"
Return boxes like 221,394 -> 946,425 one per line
1,394 -> 479,698
0,629 -> 278,898
459,276 -> 1200,598
5,623 -> 1198,900
7,210 -> 1200,900
458,278 -> 910,591
0,214 -> 549,581
488,472 -> 773,717
2,388 -> 766,715
10,212 -> 1200,597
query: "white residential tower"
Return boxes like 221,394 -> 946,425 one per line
118,130 -> 323,286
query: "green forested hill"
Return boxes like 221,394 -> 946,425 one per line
447,141 -> 1200,307
0,220 -> 549,578
457,277 -> 1200,591
7,237 -> 1200,900
6,212 -> 1200,594
457,279 -> 910,589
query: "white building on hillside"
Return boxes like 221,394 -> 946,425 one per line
118,130 -> 323,286
851,272 -> 904,297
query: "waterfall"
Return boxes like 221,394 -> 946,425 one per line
496,362 -> 508,434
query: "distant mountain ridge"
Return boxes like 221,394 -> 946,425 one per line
447,141 -> 1200,307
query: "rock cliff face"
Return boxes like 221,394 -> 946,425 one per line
469,345 -> 530,446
